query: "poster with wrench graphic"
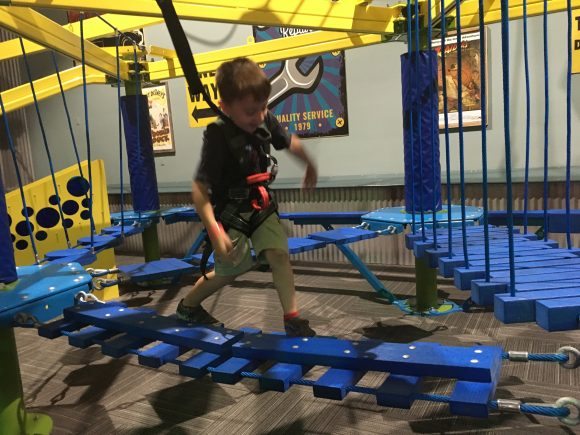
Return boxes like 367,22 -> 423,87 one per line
253,26 -> 349,138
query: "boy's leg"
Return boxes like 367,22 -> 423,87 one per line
263,248 -> 315,337
183,270 -> 236,307
263,249 -> 297,314
176,271 -> 236,324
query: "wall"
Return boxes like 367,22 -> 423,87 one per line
21,11 -> 580,193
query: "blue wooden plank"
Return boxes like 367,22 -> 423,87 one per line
101,225 -> 144,236
536,297 -> 580,331
63,303 -> 244,354
67,325 -> 119,348
280,211 -> 366,225
232,334 -> 503,382
211,357 -> 263,384
118,258 -> 194,281
494,288 -> 580,324
38,317 -> 87,339
138,343 -> 183,368
179,351 -> 229,378
308,228 -> 377,244
260,362 -> 311,392
287,237 -> 327,254
376,374 -> 422,409
101,333 -> 154,358
313,368 -> 365,400
77,235 -> 121,249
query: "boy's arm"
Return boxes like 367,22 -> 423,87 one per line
287,134 -> 317,189
192,180 -> 232,258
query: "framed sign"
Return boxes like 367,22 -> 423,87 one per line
143,84 -> 175,155
252,26 -> 349,138
432,29 -> 488,129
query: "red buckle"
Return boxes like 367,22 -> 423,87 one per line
250,185 -> 270,211
246,172 -> 271,185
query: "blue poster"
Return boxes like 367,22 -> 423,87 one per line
253,27 -> 349,138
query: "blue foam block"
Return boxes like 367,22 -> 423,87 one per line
535,297 -> 580,331
260,362 -> 310,392
376,374 -> 422,409
454,268 -> 485,290
413,241 -> 434,258
449,380 -> 497,418
138,343 -> 182,368
439,257 -> 466,278
471,280 -> 508,306
232,335 -> 502,382
313,368 -> 365,400
494,295 -> 536,324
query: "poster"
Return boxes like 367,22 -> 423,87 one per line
143,84 -> 175,155
253,27 -> 349,138
432,29 -> 486,129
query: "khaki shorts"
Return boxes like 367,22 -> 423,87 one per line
214,212 -> 289,277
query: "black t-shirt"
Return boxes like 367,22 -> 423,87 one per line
195,111 -> 290,209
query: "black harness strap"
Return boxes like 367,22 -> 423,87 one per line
155,0 -> 223,117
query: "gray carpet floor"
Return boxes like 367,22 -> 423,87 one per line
13,258 -> 580,435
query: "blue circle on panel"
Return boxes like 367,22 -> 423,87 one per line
49,195 -> 60,206
63,200 -> 80,215
36,231 -> 48,241
80,210 -> 91,220
36,207 -> 60,228
15,220 -> 34,236
67,176 -> 90,197
15,239 -> 28,250
63,218 -> 74,229
21,206 -> 34,218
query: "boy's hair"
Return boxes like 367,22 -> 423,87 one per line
216,57 -> 271,104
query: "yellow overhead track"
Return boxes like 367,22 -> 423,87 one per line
1,0 -> 405,34
0,14 -> 163,62
431,0 -> 580,29
147,30 -> 387,82
0,30 -> 387,113
0,65 -> 107,115
0,7 -> 131,80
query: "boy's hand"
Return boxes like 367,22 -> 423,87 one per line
302,163 -> 317,191
208,222 -> 234,261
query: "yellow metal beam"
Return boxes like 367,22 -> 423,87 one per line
3,0 -> 405,34
0,7 -> 131,80
431,0 -> 580,29
0,65 -> 107,115
148,30 -> 386,82
0,14 -> 163,62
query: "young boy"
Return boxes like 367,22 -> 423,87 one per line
177,57 -> 318,337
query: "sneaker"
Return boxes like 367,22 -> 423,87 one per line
176,299 -> 221,325
284,317 -> 316,337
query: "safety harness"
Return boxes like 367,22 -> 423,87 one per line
156,0 -> 280,277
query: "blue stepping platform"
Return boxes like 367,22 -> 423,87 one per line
0,263 -> 91,327
110,210 -> 160,225
44,248 -> 97,266
405,223 -> 580,331
39,302 -> 504,418
77,234 -> 121,249
308,227 -> 378,244
117,258 -> 194,282
101,225 -> 144,237
488,209 -> 580,233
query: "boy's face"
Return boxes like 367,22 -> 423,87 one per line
220,95 -> 268,134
